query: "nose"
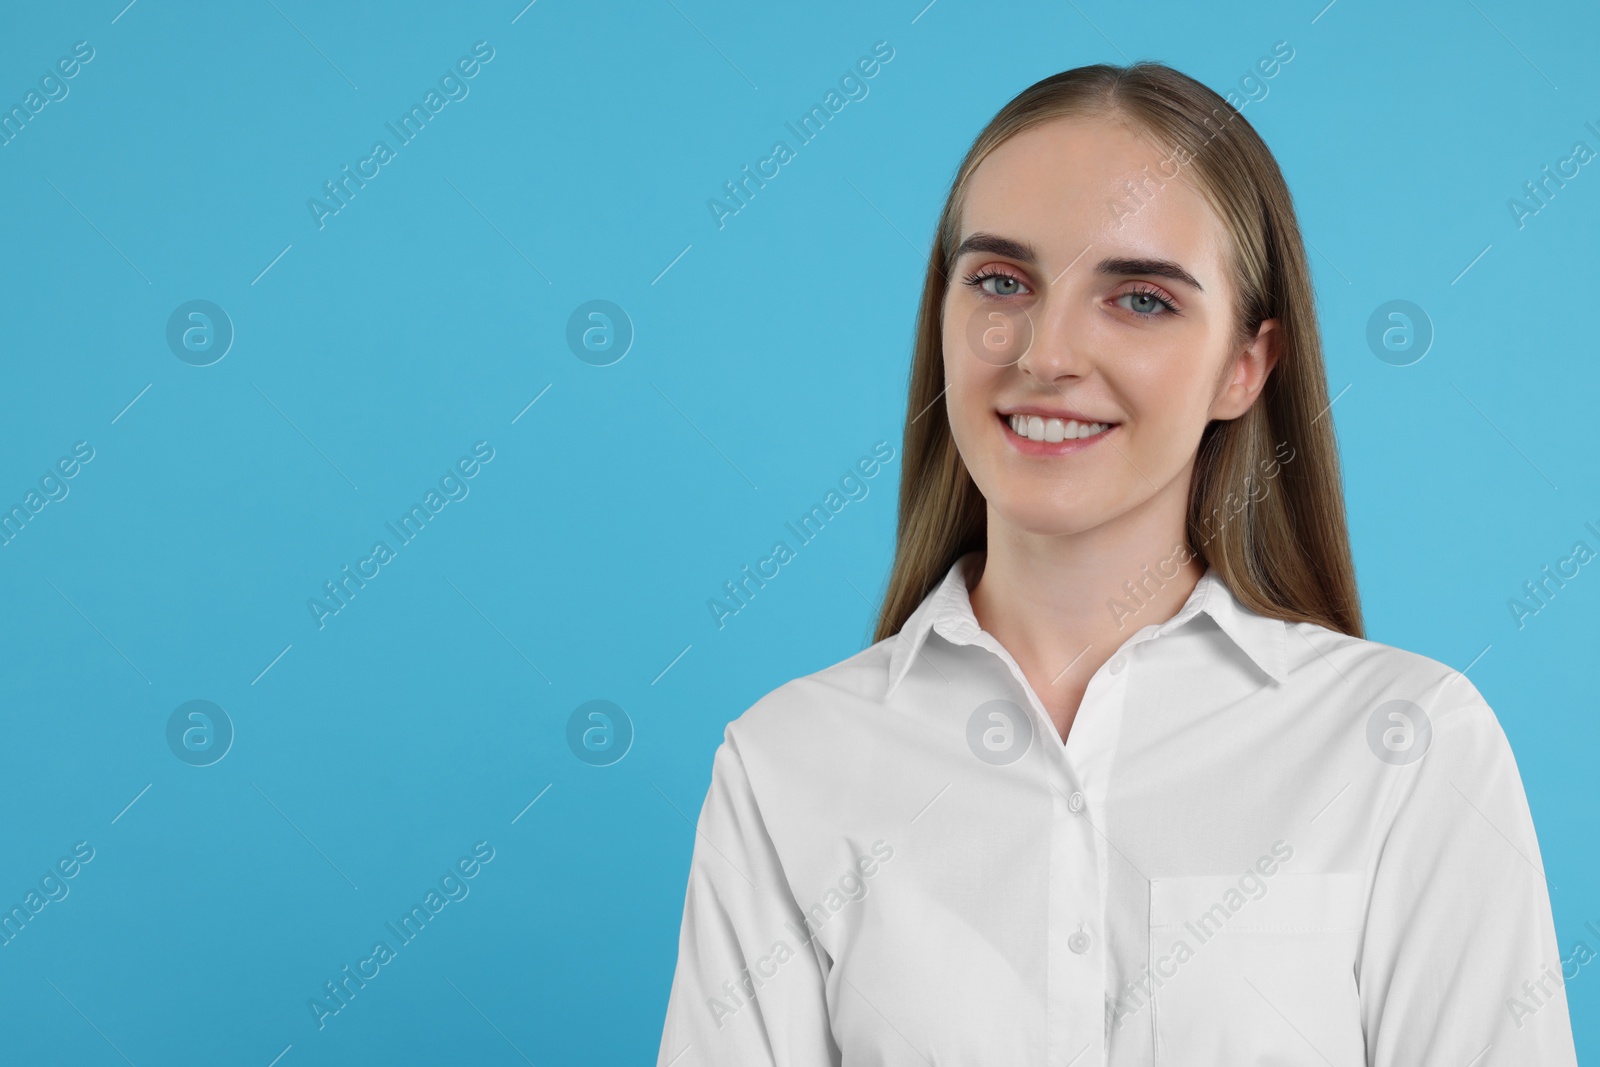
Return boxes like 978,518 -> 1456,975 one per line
1015,295 -> 1091,386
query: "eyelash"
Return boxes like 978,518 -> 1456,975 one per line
962,267 -> 1027,298
1120,284 -> 1180,316
960,267 -> 1180,316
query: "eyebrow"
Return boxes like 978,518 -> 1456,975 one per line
1097,256 -> 1205,293
951,232 -> 1205,293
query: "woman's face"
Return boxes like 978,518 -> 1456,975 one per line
941,114 -> 1277,539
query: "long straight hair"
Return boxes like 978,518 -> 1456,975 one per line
872,62 -> 1363,644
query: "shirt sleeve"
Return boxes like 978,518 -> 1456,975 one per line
656,729 -> 840,1067
1358,685 -> 1578,1065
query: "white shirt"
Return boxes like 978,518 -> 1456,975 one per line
657,550 -> 1577,1066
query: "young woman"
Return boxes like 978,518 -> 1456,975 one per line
657,62 -> 1577,1066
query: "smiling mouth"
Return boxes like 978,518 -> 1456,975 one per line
1001,412 -> 1116,444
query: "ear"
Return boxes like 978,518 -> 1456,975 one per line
1210,318 -> 1280,420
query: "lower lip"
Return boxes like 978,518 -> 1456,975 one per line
998,413 -> 1117,455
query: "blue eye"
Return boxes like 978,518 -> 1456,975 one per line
963,269 -> 1030,298
1115,286 -> 1178,316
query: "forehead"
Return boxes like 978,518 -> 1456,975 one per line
959,115 -> 1229,281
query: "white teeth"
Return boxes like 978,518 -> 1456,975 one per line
1007,413 -> 1110,442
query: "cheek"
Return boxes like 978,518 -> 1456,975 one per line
1117,343 -> 1227,451
941,328 -> 1002,429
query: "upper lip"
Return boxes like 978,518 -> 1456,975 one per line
997,405 -> 1117,424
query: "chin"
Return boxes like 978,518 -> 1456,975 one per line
988,495 -> 1112,538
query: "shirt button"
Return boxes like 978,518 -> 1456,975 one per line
1108,654 -> 1127,674
1067,791 -> 1085,813
1069,929 -> 1092,954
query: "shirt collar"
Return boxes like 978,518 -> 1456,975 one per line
884,549 -> 1289,696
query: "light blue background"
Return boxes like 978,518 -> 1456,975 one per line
0,1 -> 1595,1063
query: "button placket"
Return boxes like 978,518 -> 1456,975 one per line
1048,765 -> 1106,1067
954,613 -> 1174,1067
1062,636 -> 1153,1067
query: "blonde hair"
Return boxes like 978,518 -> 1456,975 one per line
872,62 -> 1363,644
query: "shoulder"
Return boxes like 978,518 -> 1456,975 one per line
706,634 -> 920,822
694,637 -> 917,900
1273,623 -> 1536,855
723,635 -> 899,754
1281,619 -> 1509,758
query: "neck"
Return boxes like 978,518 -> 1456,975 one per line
969,477 -> 1205,712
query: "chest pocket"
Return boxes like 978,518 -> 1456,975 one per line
1145,871 -> 1367,1066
